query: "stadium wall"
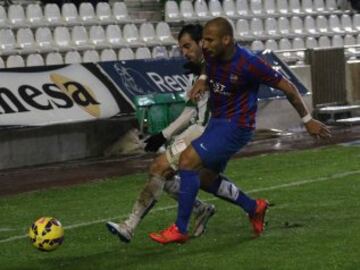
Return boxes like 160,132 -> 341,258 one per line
0,64 -> 312,170
0,117 -> 137,170
4,57 -> 359,171
0,96 -> 313,171
257,65 -> 312,130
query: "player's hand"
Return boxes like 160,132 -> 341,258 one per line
144,132 -> 167,152
189,79 -> 208,102
304,119 -> 331,139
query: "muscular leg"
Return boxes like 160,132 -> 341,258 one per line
164,175 -> 209,216
106,154 -> 171,242
164,174 -> 216,237
150,120 -> 267,242
175,145 -> 204,233
175,146 -> 256,233
199,169 -> 257,214
109,151 -> 214,242
198,169 -> 267,237
121,154 -> 171,233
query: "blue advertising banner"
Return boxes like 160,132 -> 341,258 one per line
99,51 -> 309,109
256,50 -> 309,99
99,58 -> 190,108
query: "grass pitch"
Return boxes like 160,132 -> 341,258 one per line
0,145 -> 359,270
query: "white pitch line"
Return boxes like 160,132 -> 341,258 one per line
246,170 -> 360,194
65,204 -> 177,230
0,228 -> 16,232
0,235 -> 27,243
1,169 -> 359,244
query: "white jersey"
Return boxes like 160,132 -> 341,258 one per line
184,75 -> 210,127
162,75 -> 210,140
163,74 -> 211,170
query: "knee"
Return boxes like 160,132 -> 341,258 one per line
149,159 -> 163,176
178,150 -> 196,170
199,170 -> 219,192
149,156 -> 172,178
200,178 -> 215,191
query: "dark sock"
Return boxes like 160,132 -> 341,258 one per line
202,174 -> 256,215
175,170 -> 200,233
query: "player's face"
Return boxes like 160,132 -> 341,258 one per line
202,25 -> 225,59
178,33 -> 202,64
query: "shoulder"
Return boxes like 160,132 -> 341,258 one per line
232,45 -> 258,71
235,44 -> 256,60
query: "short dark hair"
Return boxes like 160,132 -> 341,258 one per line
205,17 -> 234,38
178,24 -> 203,43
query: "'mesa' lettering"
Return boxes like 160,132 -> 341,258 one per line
0,82 -> 99,114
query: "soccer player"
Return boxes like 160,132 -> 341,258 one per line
149,17 -> 331,244
106,24 -> 215,243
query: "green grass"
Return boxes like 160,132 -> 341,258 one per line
0,145 -> 359,270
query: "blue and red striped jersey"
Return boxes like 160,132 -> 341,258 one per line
204,45 -> 283,129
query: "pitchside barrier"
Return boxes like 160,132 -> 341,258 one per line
0,51 -> 308,169
306,47 -> 360,124
306,47 -> 347,108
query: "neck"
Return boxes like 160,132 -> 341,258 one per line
221,43 -> 235,62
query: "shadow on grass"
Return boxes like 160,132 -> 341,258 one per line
37,233 -> 256,270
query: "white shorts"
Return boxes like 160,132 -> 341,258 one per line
165,124 -> 205,170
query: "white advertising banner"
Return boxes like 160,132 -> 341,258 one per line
0,65 -> 121,126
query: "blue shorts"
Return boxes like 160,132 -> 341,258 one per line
191,118 -> 253,173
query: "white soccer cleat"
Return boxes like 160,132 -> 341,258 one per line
192,204 -> 216,237
106,221 -> 133,243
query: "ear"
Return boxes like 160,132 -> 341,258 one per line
222,35 -> 232,46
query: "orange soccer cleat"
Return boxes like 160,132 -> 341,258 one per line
249,199 -> 269,236
149,224 -> 189,244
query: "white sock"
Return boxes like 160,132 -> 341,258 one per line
125,175 -> 165,230
164,175 -> 207,215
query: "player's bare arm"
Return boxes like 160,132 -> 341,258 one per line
144,106 -> 196,152
189,79 -> 208,102
189,61 -> 208,102
275,78 -> 331,139
276,78 -> 309,117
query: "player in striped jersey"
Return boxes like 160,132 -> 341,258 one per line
150,17 -> 331,244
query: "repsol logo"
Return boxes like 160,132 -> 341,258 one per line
0,73 -> 100,117
146,72 -> 191,92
